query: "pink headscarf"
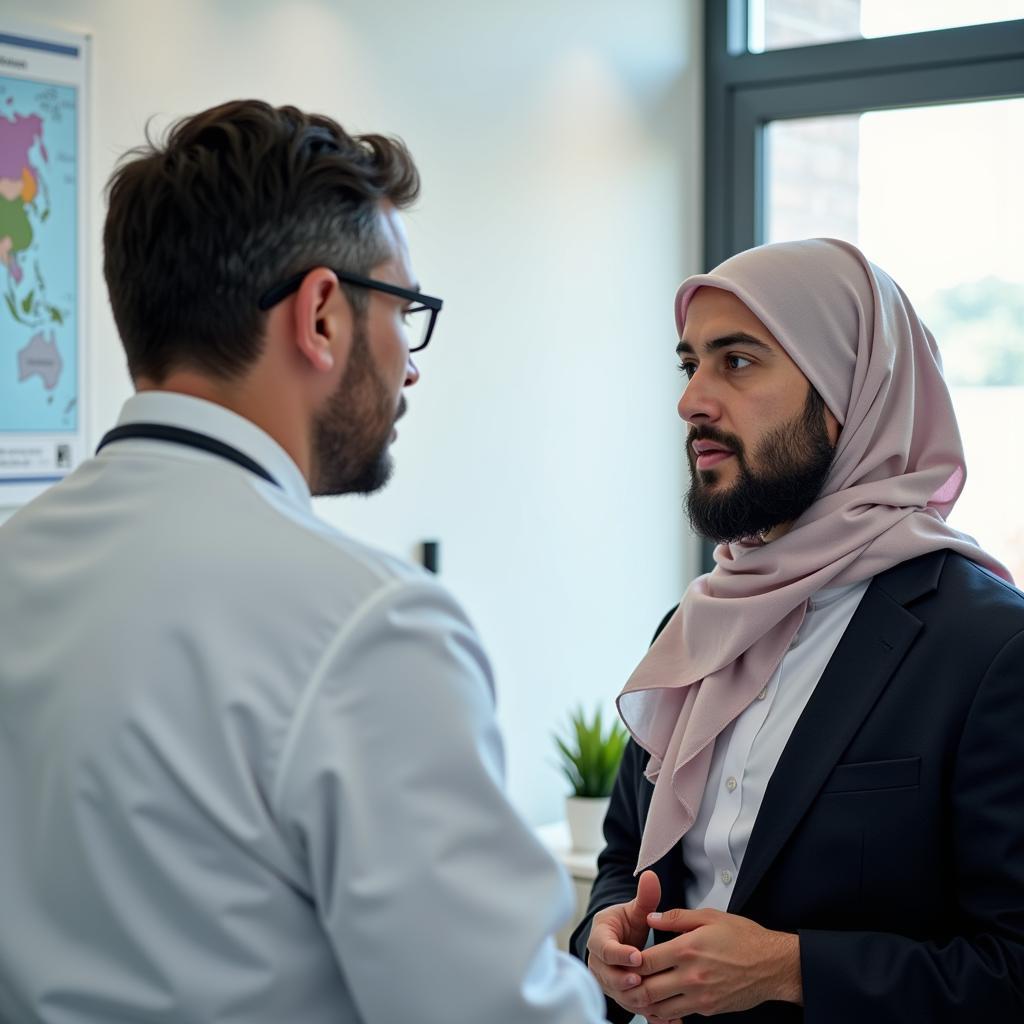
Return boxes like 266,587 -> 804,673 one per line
618,238 -> 1012,873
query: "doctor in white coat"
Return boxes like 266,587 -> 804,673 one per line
0,99 -> 605,1024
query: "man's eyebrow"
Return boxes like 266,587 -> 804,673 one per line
675,332 -> 775,356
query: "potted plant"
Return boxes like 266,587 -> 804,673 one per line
554,705 -> 629,852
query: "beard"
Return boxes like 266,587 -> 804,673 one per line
685,387 -> 835,544
310,324 -> 401,497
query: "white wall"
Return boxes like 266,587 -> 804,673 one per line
4,0 -> 703,825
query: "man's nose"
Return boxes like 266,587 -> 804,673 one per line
677,366 -> 719,424
405,355 -> 420,387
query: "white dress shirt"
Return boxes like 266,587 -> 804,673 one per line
682,579 -> 870,910
0,392 -> 604,1024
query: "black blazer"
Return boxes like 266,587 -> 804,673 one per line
570,550 -> 1024,1023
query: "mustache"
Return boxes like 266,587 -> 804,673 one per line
395,397 -> 407,422
687,425 -> 744,457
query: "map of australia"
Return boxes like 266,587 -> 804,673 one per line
0,76 -> 78,433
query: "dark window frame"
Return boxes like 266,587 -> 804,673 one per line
699,1 -> 1024,571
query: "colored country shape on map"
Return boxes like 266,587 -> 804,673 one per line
0,168 -> 34,202
0,113 -> 44,284
0,190 -> 33,284
0,113 -> 44,179
0,195 -> 33,248
17,330 -> 62,390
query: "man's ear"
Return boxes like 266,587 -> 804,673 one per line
290,267 -> 353,374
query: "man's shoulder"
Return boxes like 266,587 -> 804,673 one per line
932,549 -> 1022,607
875,547 -> 1024,631
248,487 -> 436,602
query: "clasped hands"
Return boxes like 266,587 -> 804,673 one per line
585,870 -> 802,1023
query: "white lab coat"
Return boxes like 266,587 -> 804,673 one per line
0,391 -> 605,1024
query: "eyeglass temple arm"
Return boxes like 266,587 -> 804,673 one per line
257,273 -> 306,311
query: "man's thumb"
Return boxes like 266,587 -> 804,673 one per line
633,869 -> 661,916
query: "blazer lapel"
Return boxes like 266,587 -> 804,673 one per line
727,552 -> 945,914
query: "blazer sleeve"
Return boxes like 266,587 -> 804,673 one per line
799,627 -> 1024,1023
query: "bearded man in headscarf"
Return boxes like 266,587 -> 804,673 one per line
571,239 -> 1024,1024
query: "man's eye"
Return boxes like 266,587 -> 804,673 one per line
677,360 -> 697,380
727,354 -> 753,370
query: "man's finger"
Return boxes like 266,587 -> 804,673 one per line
597,965 -> 643,994
589,920 -> 643,967
629,965 -> 692,1009
644,992 -> 698,1019
596,935 -> 643,967
647,906 -> 717,933
637,934 -> 691,976
633,868 -> 661,916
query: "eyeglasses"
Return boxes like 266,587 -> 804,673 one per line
257,269 -> 443,352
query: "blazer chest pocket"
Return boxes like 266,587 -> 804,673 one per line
821,755 -> 920,794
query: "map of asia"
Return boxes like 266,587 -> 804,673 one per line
0,75 -> 78,434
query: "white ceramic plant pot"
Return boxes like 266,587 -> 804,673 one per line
566,795 -> 610,852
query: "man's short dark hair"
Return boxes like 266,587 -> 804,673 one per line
103,99 -> 420,382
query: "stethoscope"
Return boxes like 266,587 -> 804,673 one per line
96,423 -> 280,489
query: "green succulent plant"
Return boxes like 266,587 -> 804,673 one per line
554,705 -> 629,799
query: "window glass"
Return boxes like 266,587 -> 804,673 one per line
749,0 -> 1024,53
766,97 -> 1024,580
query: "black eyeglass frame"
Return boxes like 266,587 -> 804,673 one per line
257,269 -> 443,352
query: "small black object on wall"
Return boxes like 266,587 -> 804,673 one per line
421,540 -> 440,574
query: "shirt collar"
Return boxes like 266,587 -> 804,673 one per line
808,577 -> 870,610
113,391 -> 312,508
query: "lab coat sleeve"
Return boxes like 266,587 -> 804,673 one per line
272,576 -> 607,1024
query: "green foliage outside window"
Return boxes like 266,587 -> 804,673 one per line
923,277 -> 1024,386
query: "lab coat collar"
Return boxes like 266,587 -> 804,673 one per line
114,391 -> 312,509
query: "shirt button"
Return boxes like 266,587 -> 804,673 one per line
756,687 -> 768,700
721,870 -> 733,885
725,776 -> 738,793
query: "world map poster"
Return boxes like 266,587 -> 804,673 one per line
0,24 -> 86,507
